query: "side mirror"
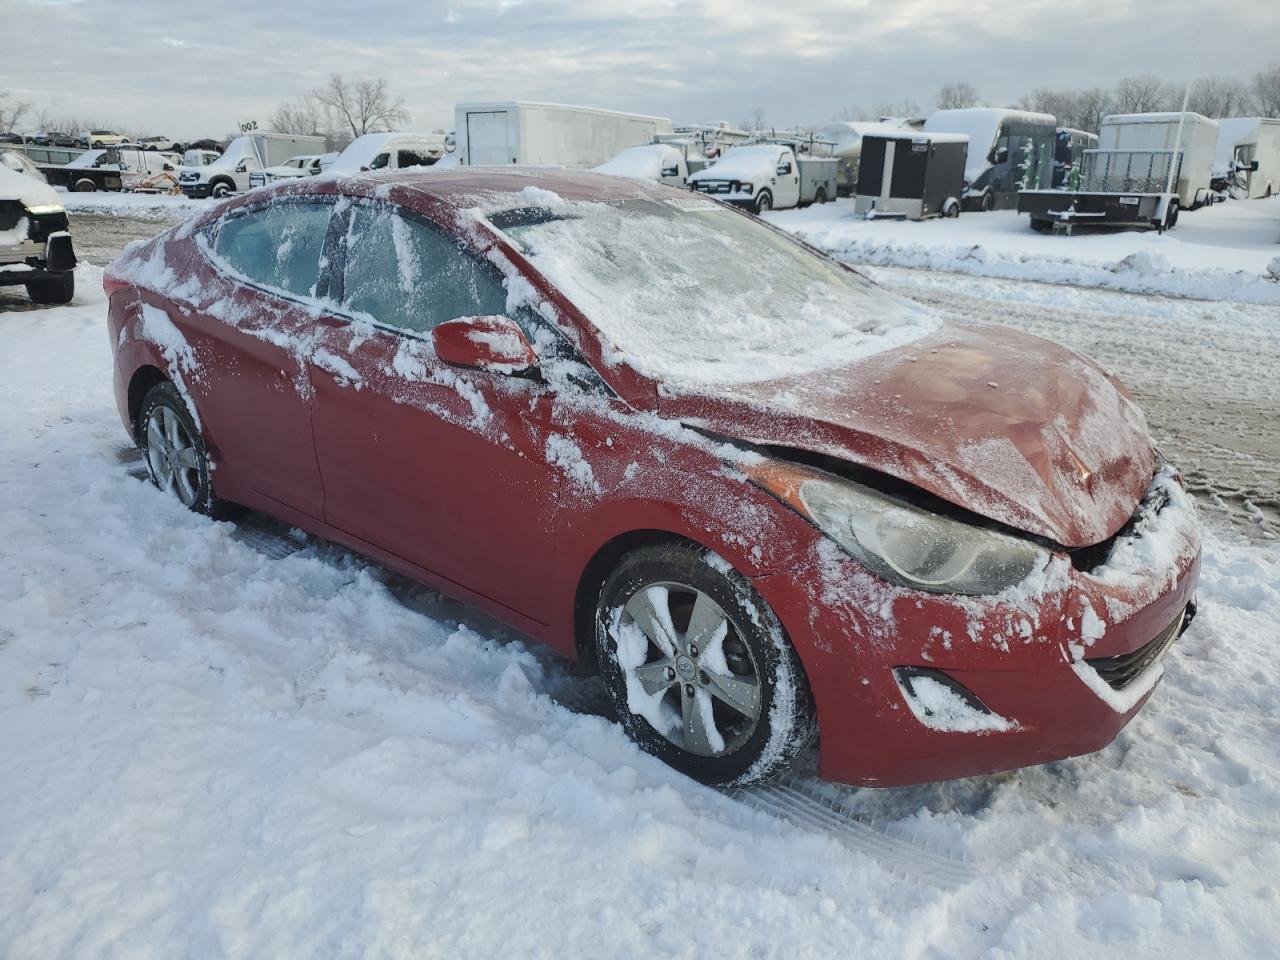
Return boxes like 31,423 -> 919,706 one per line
163,163 -> 174,171
1247,159 -> 1260,172
991,147 -> 1009,165
661,165 -> 679,177
235,160 -> 248,173
777,163 -> 792,175
432,315 -> 538,375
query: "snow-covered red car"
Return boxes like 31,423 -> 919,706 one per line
103,168 -> 1201,787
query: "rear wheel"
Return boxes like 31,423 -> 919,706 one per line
74,178 -> 96,192
25,272 -> 74,305
753,190 -> 772,215
813,187 -> 828,205
980,191 -> 994,212
138,381 -> 220,515
594,543 -> 816,785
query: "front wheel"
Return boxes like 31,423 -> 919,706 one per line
980,191 -> 994,212
594,543 -> 816,785
753,191 -> 772,215
74,178 -> 96,192
211,180 -> 234,199
26,272 -> 74,304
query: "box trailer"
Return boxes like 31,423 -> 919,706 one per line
923,108 -> 1056,210
1096,113 -> 1218,208
820,120 -> 916,196
1214,117 -> 1280,199
853,131 -> 967,220
454,101 -> 674,168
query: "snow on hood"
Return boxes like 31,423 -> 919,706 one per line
659,322 -> 1155,548
689,145 -> 784,182
0,164 -> 61,209
594,144 -> 681,181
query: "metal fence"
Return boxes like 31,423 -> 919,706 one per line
1080,149 -> 1182,194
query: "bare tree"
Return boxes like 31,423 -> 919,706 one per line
313,74 -> 409,140
1251,63 -> 1280,116
738,106 -> 767,133
1188,76 -> 1254,118
872,98 -> 923,121
0,91 -> 31,135
271,94 -> 327,137
1018,86 -> 1114,132
935,82 -> 978,111
1113,75 -> 1178,114
831,105 -> 869,122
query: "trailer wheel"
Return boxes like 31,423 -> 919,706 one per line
753,191 -> 772,215
1029,217 -> 1053,233
1164,199 -> 1180,230
942,197 -> 960,218
74,178 -> 97,193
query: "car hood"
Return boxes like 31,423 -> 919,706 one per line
658,322 -> 1155,548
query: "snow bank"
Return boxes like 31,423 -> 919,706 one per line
769,199 -> 1280,306
56,188 -> 211,221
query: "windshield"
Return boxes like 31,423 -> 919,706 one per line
488,196 -> 936,387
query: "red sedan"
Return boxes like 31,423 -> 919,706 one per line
104,168 -> 1200,787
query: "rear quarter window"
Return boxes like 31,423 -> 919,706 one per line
209,201 -> 333,298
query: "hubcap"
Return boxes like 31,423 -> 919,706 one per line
145,404 -> 201,507
610,582 -> 762,757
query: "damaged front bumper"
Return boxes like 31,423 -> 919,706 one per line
755,467 -> 1202,787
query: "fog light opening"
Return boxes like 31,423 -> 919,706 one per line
894,667 -> 1017,734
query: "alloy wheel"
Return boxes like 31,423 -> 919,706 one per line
145,404 -> 201,507
610,582 -> 762,756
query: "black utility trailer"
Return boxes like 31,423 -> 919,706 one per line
1018,149 -> 1181,233
853,132 -> 967,220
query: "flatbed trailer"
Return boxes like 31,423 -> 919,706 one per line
1018,189 -> 1174,233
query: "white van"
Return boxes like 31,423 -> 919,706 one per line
1214,117 -> 1280,199
328,133 -> 446,173
594,143 -> 689,186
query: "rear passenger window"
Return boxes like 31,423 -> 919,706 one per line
342,205 -> 507,335
211,202 -> 332,297
397,150 -> 433,169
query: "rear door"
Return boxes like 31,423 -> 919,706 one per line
466,111 -> 514,165
307,200 -> 561,621
184,198 -> 338,518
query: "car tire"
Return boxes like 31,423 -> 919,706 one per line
137,381 -> 225,516
594,543 -> 817,785
92,140 -> 103,148
211,180 -> 233,199
74,178 -> 96,192
25,272 -> 74,305
753,191 -> 772,215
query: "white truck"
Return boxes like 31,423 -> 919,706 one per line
1214,117 -> 1280,199
454,101 -> 674,168
688,142 -> 836,213
178,132 -> 325,199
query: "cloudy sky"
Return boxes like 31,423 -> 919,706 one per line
5,0 -> 1277,138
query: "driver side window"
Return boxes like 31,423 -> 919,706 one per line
341,205 -> 508,335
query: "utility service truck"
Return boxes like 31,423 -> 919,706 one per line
454,101 -> 674,168
179,132 -> 325,198
689,142 -> 836,213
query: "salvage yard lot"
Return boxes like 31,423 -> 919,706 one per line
1,202 -> 1279,958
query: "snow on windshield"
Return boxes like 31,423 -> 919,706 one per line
485,195 -> 938,388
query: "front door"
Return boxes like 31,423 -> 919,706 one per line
308,200 -> 561,622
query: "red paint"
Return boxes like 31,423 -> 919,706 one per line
106,168 -> 1201,786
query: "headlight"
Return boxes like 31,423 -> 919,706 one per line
745,462 -> 1048,595
738,182 -> 753,194
25,203 -> 64,215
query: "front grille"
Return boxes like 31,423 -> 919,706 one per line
0,199 -> 25,232
1085,606 -> 1189,690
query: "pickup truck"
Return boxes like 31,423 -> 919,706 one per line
688,143 -> 836,213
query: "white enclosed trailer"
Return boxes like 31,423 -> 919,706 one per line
1097,112 -> 1218,208
1214,117 -> 1280,199
454,101 -> 674,168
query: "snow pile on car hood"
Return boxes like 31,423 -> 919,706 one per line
594,145 -> 681,181
689,145 -> 783,182
0,164 -> 60,209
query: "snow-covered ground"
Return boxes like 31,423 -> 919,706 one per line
768,197 -> 1280,305
2,263 -> 1280,958
56,188 -> 212,222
